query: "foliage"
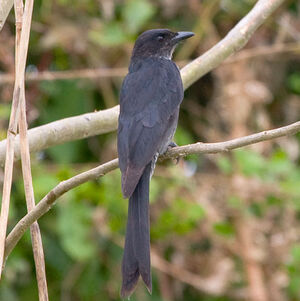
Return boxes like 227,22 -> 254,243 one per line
0,0 -> 300,300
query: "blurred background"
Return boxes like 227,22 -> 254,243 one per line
0,0 -> 300,300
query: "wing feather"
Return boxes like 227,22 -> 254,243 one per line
117,57 -> 183,198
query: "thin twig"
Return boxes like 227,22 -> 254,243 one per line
151,250 -> 232,296
160,121 -> 300,160
1,42 -> 299,85
0,0 -> 34,276
0,67 -> 128,84
4,121 -> 300,261
225,42 -> 300,63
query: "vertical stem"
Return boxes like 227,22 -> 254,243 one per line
19,86 -> 49,301
0,0 -> 24,276
19,81 -> 48,301
235,217 -> 268,301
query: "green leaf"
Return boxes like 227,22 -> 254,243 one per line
213,222 -> 235,237
267,150 -> 294,178
58,199 -> 97,261
89,22 -> 128,47
227,196 -> 243,209
47,140 -> 85,163
152,199 -> 205,239
217,155 -> 232,174
32,173 -> 58,200
234,149 -> 266,177
0,104 -> 11,120
291,245 -> 300,265
287,72 -> 300,95
123,0 -> 156,33
174,126 -> 194,147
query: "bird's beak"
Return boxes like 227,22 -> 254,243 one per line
172,31 -> 194,43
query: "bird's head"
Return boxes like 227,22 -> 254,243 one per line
131,29 -> 194,61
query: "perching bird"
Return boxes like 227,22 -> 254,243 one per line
117,29 -> 194,297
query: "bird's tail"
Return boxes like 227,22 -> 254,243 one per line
121,163 -> 152,298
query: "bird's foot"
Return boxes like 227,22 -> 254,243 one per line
168,141 -> 178,149
167,141 -> 180,164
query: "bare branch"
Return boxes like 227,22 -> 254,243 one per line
0,67 -> 128,85
0,42 -> 300,85
160,121 -> 300,160
0,106 -> 120,166
1,42 -> 299,85
4,121 -> 300,261
225,42 -> 300,64
0,0 -> 286,165
4,159 -> 119,260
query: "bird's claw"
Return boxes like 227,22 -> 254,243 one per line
167,141 -> 180,164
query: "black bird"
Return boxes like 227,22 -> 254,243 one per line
118,29 -> 194,297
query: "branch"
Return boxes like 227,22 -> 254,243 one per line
4,121 -> 300,261
4,159 -> 119,261
180,0 -> 285,89
1,42 -> 299,85
0,67 -> 128,85
160,121 -> 300,160
0,0 -> 286,165
0,106 -> 120,166
0,40 -> 296,88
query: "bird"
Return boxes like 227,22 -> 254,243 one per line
117,28 -> 194,298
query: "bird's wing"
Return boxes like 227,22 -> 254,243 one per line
118,58 -> 183,198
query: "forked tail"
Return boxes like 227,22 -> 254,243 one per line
121,163 -> 152,298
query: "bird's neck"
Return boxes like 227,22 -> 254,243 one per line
129,56 -> 172,73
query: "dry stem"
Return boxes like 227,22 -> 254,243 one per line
19,69 -> 49,301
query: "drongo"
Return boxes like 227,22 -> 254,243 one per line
118,29 -> 194,297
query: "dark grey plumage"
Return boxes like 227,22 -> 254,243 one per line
117,28 -> 194,298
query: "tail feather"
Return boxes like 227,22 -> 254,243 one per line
121,163 -> 152,298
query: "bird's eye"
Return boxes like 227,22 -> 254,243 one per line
157,35 -> 164,41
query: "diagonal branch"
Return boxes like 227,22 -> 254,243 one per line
160,121 -> 300,160
0,106 -> 120,166
4,159 -> 119,261
0,0 -> 286,166
4,120 -> 300,261
180,0 -> 286,89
